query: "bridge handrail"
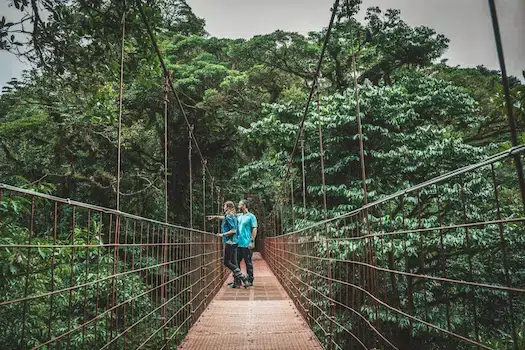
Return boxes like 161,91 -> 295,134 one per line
0,183 -> 216,236
270,144 -> 525,237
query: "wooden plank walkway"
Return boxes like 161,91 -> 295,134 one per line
178,252 -> 322,350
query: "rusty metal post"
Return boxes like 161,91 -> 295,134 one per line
20,197 -> 35,349
217,189 -> 223,277
188,126 -> 194,228
273,206 -> 277,237
201,160 -> 207,309
217,189 -> 220,233
189,229 -> 194,328
210,178 -> 214,233
202,160 -> 207,231
301,136 -> 307,221
290,179 -> 295,230
435,184 -> 452,331
280,203 -> 284,234
460,177 -> 480,347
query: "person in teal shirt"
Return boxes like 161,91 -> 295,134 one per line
236,199 -> 257,285
207,201 -> 248,288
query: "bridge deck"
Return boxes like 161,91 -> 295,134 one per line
178,253 -> 322,350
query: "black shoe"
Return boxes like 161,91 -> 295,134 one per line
243,274 -> 254,286
232,276 -> 243,288
241,275 -> 252,288
227,281 -> 234,286
243,280 -> 253,288
228,283 -> 241,289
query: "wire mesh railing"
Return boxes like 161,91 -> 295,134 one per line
0,184 -> 227,350
264,146 -> 525,350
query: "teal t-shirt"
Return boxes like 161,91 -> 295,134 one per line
221,213 -> 238,244
236,212 -> 257,248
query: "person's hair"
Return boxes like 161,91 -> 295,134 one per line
240,199 -> 249,209
224,201 -> 236,214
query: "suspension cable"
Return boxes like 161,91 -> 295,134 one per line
116,10 -> 126,211
270,0 -> 339,237
487,0 -> 525,209
135,0 -> 221,192
345,0 -> 368,206
279,0 -> 340,188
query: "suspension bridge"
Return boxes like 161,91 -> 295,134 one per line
1,0 -> 524,349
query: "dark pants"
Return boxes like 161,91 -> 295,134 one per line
223,243 -> 240,273
237,247 -> 254,283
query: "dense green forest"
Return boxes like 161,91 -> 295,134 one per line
1,0 -> 524,348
